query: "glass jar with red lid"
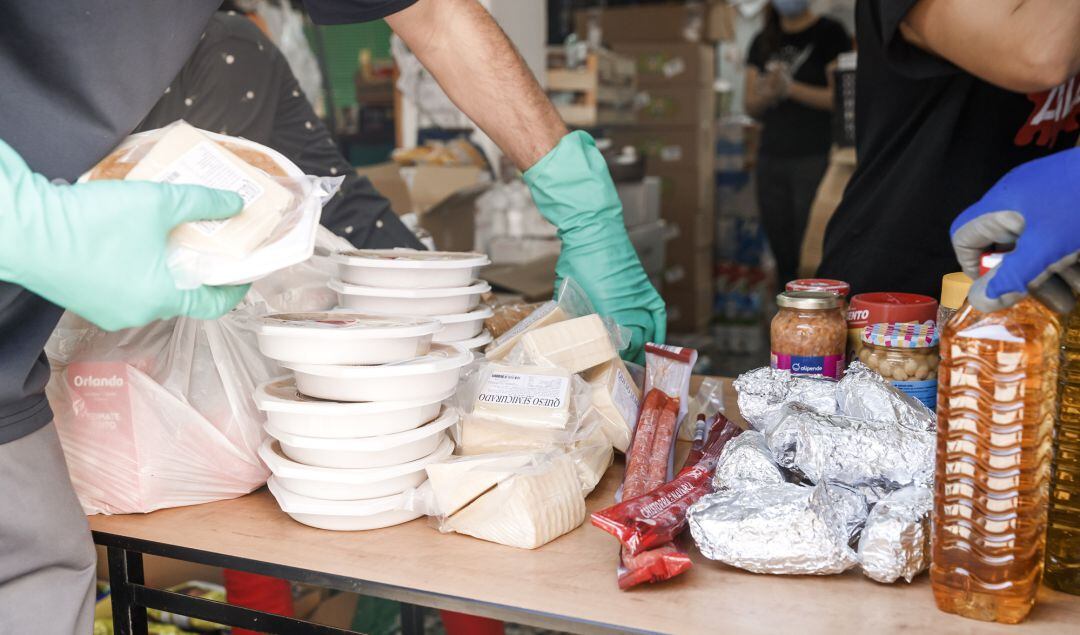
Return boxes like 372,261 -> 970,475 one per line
846,292 -> 938,364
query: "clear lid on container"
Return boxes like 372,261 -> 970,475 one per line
333,248 -> 490,269
282,344 -> 472,378
433,306 -> 494,324
329,279 -> 491,299
260,312 -> 440,338
267,476 -> 413,516
265,408 -> 458,451
776,290 -> 843,310
259,435 -> 454,484
255,376 -> 454,414
785,278 -> 851,298
861,322 -> 939,348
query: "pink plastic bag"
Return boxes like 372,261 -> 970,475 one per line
46,229 -> 349,515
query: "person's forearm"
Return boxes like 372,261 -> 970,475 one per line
387,0 -> 567,170
786,82 -> 833,111
743,69 -> 772,119
903,0 -> 1080,92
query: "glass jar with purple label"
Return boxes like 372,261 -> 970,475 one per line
770,291 -> 847,379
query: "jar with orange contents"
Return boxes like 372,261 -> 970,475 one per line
770,291 -> 846,379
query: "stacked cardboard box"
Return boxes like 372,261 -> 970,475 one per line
604,38 -> 717,333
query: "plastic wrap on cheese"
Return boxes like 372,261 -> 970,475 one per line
518,314 -> 617,374
124,121 -> 293,258
583,358 -> 641,452
565,419 -> 614,495
457,363 -> 590,455
81,120 -> 343,288
425,452 -> 538,516
442,453 -> 587,549
484,302 -> 567,361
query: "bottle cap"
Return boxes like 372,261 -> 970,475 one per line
776,290 -> 843,310
847,293 -> 938,327
862,321 -> 939,348
939,272 -> 973,310
980,252 -> 1005,276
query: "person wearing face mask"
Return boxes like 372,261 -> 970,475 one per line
744,0 -> 852,287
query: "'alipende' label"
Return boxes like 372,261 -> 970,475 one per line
771,353 -> 844,379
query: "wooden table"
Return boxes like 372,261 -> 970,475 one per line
90,380 -> 1080,635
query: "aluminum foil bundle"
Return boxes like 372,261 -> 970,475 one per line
733,367 -> 838,433
837,362 -> 936,432
688,482 -> 859,575
858,485 -> 932,583
712,429 -> 786,491
822,481 -> 869,544
765,403 -> 934,489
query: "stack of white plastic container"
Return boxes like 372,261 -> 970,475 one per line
328,249 -> 494,354
254,312 -> 471,530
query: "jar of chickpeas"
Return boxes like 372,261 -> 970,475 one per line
859,322 -> 939,410
770,291 -> 847,379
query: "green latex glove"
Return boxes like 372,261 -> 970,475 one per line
525,131 -> 666,362
0,138 -> 249,331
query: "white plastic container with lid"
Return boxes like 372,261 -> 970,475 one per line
455,330 -> 493,352
330,279 -> 491,316
282,344 -> 472,402
254,377 -> 452,438
333,249 -> 490,289
266,407 -> 459,469
432,306 -> 494,343
257,312 -> 440,366
259,436 -> 453,500
267,477 -> 423,531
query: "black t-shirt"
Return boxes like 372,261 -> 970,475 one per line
0,0 -> 417,445
139,14 -> 424,251
748,16 -> 852,157
818,0 -> 1080,298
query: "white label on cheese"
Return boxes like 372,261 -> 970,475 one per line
155,141 -> 266,235
478,371 -> 569,410
612,370 -> 641,429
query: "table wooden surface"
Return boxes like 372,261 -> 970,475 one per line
89,380 -> 1080,635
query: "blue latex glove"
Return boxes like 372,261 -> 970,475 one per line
0,139 -> 249,331
524,131 -> 666,362
951,148 -> 1080,314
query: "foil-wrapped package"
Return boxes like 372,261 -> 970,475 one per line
712,429 -> 786,490
837,362 -> 935,432
734,367 -> 839,432
688,483 -> 859,575
822,481 -> 869,544
765,403 -> 934,489
858,485 -> 932,583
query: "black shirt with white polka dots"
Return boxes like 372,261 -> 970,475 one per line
139,12 -> 423,250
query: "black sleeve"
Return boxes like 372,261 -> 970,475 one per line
862,0 -> 958,79
823,18 -> 853,63
301,0 -> 418,25
747,34 -> 766,72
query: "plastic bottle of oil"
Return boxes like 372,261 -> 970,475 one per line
931,253 -> 1062,623
1046,305 -> 1080,594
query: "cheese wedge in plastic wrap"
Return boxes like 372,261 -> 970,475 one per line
565,420 -> 614,495
425,452 -> 537,517
484,301 -> 568,361
459,364 -> 575,455
124,121 -> 293,257
519,314 -> 616,374
583,358 -> 641,452
443,453 -> 587,549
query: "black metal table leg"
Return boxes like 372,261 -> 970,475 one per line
107,547 -> 149,635
400,602 -> 425,635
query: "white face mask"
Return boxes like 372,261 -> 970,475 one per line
772,0 -> 810,17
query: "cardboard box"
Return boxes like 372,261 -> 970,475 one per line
664,246 -> 714,333
576,2 -> 735,45
612,43 -> 715,87
355,162 -> 487,251
483,253 -> 560,301
635,85 -> 715,127
617,176 -> 662,228
608,125 -> 714,176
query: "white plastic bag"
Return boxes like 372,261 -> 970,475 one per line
45,230 -> 346,515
